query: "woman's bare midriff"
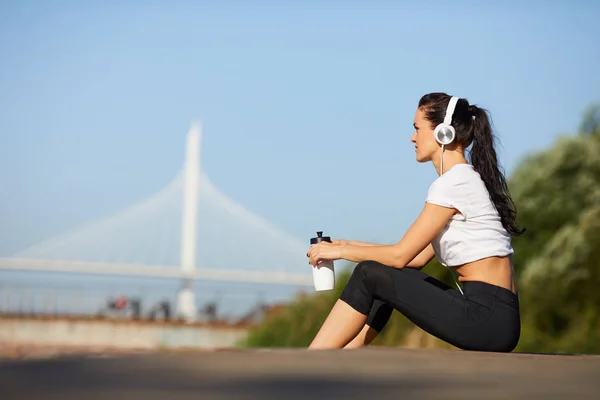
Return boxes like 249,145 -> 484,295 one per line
453,255 -> 517,294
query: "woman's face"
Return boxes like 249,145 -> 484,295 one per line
411,107 -> 438,163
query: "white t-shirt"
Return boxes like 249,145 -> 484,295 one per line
425,163 -> 514,267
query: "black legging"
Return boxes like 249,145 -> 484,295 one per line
339,260 -> 521,352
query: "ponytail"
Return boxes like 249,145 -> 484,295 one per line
469,105 -> 526,236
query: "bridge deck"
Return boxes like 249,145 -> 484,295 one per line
1,347 -> 598,399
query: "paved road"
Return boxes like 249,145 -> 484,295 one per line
1,347 -> 599,399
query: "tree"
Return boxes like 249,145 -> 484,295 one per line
580,104 -> 600,137
518,205 -> 600,353
508,130 -> 600,275
510,104 -> 600,353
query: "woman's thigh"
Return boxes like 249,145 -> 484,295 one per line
360,262 -> 493,349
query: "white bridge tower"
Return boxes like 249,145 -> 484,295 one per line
177,122 -> 201,322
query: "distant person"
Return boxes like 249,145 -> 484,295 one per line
113,296 -> 128,310
307,92 -> 524,352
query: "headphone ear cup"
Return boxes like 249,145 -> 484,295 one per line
434,124 -> 455,145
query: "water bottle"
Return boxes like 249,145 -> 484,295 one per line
310,231 -> 335,291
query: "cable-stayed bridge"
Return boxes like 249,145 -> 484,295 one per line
0,123 -> 314,321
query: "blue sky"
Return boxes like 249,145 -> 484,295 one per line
1,0 -> 599,259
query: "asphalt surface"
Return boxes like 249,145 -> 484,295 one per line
1,347 -> 599,399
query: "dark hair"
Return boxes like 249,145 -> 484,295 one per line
418,92 -> 525,236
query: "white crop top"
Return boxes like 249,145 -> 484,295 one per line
425,163 -> 514,267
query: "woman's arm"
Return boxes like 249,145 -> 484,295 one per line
339,203 -> 452,268
332,239 -> 376,246
334,241 -> 434,268
308,203 -> 454,268
332,239 -> 435,268
405,243 -> 435,268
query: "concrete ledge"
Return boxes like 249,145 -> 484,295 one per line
0,316 -> 248,350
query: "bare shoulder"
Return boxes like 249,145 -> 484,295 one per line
402,202 -> 456,243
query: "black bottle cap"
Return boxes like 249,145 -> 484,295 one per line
310,231 -> 331,244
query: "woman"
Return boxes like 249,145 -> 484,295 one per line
306,92 -> 525,352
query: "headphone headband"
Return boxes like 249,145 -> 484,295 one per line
444,96 -> 459,126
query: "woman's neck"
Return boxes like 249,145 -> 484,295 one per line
433,148 -> 468,176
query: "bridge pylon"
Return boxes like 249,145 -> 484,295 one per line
177,121 -> 202,322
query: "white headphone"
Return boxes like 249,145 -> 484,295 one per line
434,96 -> 459,175
434,96 -> 458,145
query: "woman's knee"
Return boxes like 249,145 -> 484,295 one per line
352,260 -> 385,278
349,261 -> 394,295
348,261 -> 370,282
359,260 -> 391,281
342,261 -> 382,302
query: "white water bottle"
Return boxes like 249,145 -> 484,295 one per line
310,231 -> 335,291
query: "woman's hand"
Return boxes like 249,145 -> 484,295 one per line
307,241 -> 343,267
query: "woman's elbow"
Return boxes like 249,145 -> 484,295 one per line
389,252 -> 410,269
404,259 -> 425,269
392,249 -> 431,269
